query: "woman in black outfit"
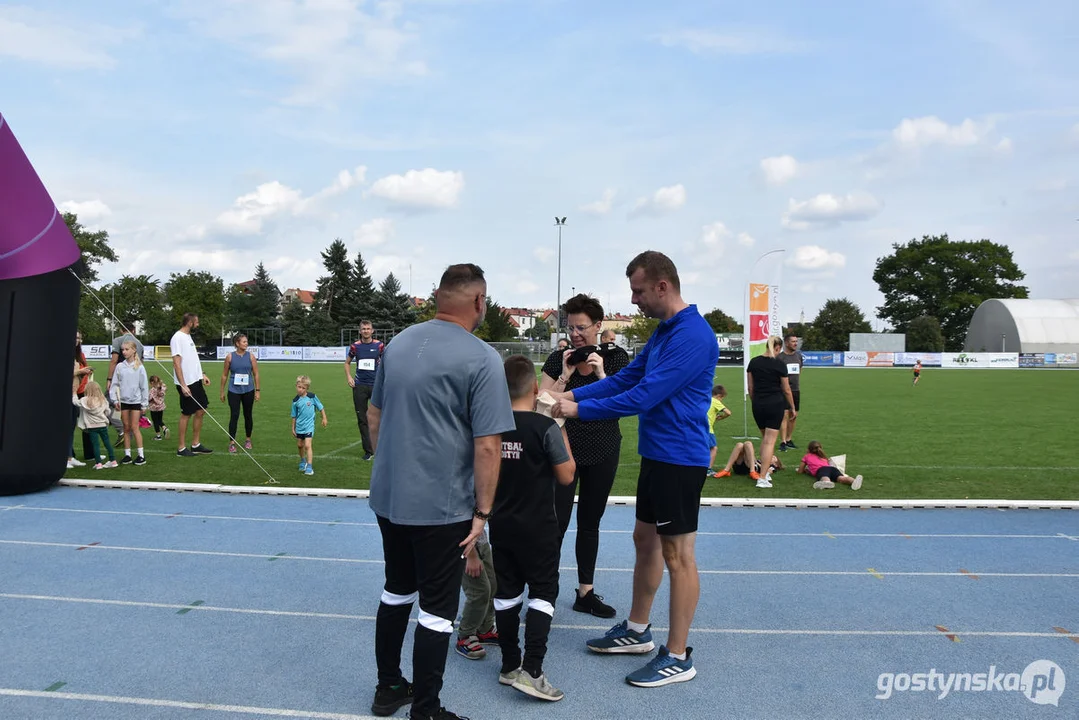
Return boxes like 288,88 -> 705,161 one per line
746,335 -> 797,490
540,293 -> 628,619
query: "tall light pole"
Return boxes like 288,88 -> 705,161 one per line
555,216 -> 567,338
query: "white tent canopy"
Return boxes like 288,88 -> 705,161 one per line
964,299 -> 1079,354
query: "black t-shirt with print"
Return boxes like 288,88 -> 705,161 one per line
490,411 -> 571,542
542,345 -> 629,466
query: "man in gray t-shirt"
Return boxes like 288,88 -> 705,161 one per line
366,263 -> 514,720
105,330 -> 145,398
777,333 -> 804,451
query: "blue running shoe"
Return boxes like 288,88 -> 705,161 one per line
298,461 -> 308,472
586,620 -> 655,654
305,465 -> 314,476
625,646 -> 696,687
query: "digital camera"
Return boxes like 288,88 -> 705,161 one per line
567,342 -> 618,366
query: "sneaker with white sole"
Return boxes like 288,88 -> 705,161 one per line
812,480 -> 835,489
93,462 -> 105,470
498,668 -> 522,686
454,635 -> 485,660
511,671 -> 564,702
69,458 -> 86,467
755,477 -> 773,489
586,620 -> 654,654
851,474 -> 863,491
106,460 -> 119,468
625,645 -> 697,688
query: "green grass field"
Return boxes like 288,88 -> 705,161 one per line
66,360 -> 1079,500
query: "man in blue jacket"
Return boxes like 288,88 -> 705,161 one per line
552,250 -> 718,689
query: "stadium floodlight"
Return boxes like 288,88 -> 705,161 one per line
555,217 -> 567,339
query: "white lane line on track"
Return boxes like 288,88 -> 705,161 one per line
2,540 -> 1077,577
1,505 -> 1073,539
323,440 -> 366,458
0,688 -> 378,719
1,594 -> 1077,640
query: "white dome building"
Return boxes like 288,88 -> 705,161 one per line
964,299 -> 1079,353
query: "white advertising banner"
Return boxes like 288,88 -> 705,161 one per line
217,346 -> 262,359
258,346 -> 306,361
895,352 -> 943,367
83,344 -> 110,360
941,352 -> 1019,369
843,351 -> 895,367
303,346 -> 349,362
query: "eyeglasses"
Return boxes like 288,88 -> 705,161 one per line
568,321 -> 599,335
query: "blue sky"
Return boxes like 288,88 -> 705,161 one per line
3,0 -> 1078,323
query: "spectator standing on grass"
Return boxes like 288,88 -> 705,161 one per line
73,381 -> 117,469
706,385 -> 731,472
68,330 -> 92,469
539,293 -> 629,619
747,336 -> 797,489
170,313 -> 213,457
109,340 -> 149,466
104,326 -> 144,401
221,333 -> 261,454
366,263 -> 514,720
345,320 -> 384,461
550,250 -> 718,689
291,375 -> 327,476
777,333 -> 803,452
148,375 -> 169,440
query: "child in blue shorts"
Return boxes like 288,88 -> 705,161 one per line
290,375 -> 328,475
707,385 -> 731,472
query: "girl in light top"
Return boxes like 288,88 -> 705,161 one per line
148,375 -> 169,440
73,381 -> 117,469
110,340 -> 149,466
798,440 -> 862,490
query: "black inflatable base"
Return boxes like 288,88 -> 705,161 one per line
0,266 -> 80,496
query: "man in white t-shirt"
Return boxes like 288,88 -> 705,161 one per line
170,313 -> 213,457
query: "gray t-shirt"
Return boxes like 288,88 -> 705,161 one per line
777,351 -> 804,392
111,333 -> 145,360
369,319 -> 515,526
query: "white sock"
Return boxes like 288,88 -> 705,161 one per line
137,448 -> 144,458
626,619 -> 649,634
669,649 -> 687,661
124,449 -> 131,457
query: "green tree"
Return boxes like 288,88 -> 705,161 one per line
873,234 -> 1028,350
475,298 -> 517,341
525,319 -> 551,340
101,274 -> 170,343
343,250 -> 377,325
624,313 -> 660,343
64,212 -> 118,283
802,298 -> 871,351
905,315 -> 945,352
225,262 -> 282,332
313,239 -> 353,326
703,308 -> 742,334
280,299 -> 310,346
164,271 -> 226,344
414,287 -> 438,323
370,272 -> 418,331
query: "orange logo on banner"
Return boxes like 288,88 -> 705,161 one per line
749,284 -> 770,313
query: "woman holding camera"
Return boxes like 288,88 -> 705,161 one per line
540,293 -> 629,619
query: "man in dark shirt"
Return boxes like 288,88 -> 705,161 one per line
777,334 -> 804,451
345,320 -> 383,460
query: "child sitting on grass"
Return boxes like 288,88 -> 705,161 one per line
799,440 -> 862,490
290,375 -> 327,476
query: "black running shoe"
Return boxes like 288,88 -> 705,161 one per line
785,441 -> 798,449
177,448 -> 195,457
133,455 -> 146,465
410,707 -> 468,720
372,680 -> 413,717
191,444 -> 213,454
120,455 -> 133,464
573,589 -> 617,618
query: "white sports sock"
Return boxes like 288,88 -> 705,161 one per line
626,619 -> 649,634
124,449 -> 131,457
137,448 -> 144,458
669,650 -> 687,661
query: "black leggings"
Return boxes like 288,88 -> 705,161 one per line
227,391 -> 255,440
555,446 -> 620,586
150,410 -> 165,433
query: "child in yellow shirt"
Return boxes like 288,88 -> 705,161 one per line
707,385 -> 731,472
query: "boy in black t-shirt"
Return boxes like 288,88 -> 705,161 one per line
491,355 -> 576,702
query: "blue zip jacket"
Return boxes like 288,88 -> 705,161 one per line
573,305 -> 718,467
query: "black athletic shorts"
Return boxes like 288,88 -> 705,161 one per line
815,466 -> 841,482
119,403 -> 142,412
732,461 -> 751,476
752,397 -> 786,431
636,457 -> 706,535
790,391 -> 800,412
176,382 -> 208,416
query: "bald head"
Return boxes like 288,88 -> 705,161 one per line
434,263 -> 488,331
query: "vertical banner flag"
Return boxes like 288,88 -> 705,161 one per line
743,249 -> 785,398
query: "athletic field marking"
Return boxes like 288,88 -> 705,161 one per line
323,439 -> 365,458
0,505 -> 378,527
935,625 -> 961,642
1052,627 -> 1079,645
1059,533 -> 1079,541
823,531 -> 836,540
619,460 -> 1079,471
2,594 -> 1077,641
867,568 -> 884,580
959,568 -> 980,580
0,688 -> 380,719
3,539 -> 1077,578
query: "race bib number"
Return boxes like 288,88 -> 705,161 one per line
234,373 -> 250,386
787,363 -> 801,375
358,359 -> 376,371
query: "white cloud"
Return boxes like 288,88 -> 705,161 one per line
322,166 -> 367,197
737,232 -> 756,247
892,116 -> 990,149
655,29 -> 808,55
629,184 -> 686,217
168,249 -> 248,273
216,181 -> 305,235
354,218 -> 395,248
175,0 -> 426,105
533,247 -> 555,263
782,192 -> 881,230
760,155 -> 799,185
59,199 -> 112,221
700,222 -> 732,249
369,169 -> 464,209
787,245 -> 847,271
0,7 -> 136,70
995,137 -> 1013,154
580,189 -> 616,215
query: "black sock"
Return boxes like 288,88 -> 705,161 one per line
522,607 -> 553,677
495,605 -> 522,673
375,601 -> 412,686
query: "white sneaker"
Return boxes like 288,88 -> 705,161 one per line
93,463 -> 105,470
106,460 -> 119,468
69,457 -> 86,467
755,477 -> 773,489
812,480 -> 835,489
851,474 -> 863,491
66,460 -> 75,469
